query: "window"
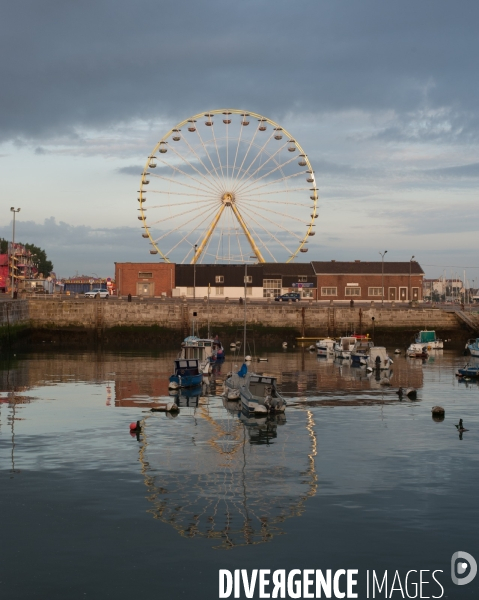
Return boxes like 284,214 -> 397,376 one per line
246,287 -> 252,296
215,275 -> 224,284
263,279 -> 281,298
302,289 -> 313,298
368,287 -> 383,297
215,286 -> 224,295
345,287 -> 361,296
187,287 -> 194,296
321,287 -> 337,296
244,275 -> 252,283
138,272 -> 152,278
298,275 -> 308,282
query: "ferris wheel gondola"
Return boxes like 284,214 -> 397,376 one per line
138,109 -> 318,264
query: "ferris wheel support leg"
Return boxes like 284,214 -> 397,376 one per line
191,204 -> 226,264
230,203 -> 265,263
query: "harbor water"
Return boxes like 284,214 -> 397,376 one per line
1,347 -> 478,599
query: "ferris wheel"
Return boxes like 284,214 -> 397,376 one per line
138,109 -> 318,264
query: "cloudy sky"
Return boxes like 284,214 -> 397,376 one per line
1,0 -> 478,283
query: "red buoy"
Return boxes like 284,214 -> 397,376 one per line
129,422 -> 137,431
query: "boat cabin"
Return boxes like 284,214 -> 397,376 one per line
173,359 -> 200,376
247,375 -> 279,398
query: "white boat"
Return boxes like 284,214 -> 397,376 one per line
407,343 -> 428,358
415,330 -> 443,350
333,336 -> 357,359
466,338 -> 479,357
368,346 -> 393,369
224,365 -> 286,414
316,337 -> 336,356
180,336 -> 214,375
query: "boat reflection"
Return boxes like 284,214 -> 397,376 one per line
138,399 -> 317,549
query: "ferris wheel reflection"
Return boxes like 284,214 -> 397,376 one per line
137,397 -> 317,549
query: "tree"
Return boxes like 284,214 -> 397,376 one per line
0,238 -> 7,254
24,243 -> 53,277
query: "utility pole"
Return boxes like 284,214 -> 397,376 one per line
409,255 -> 415,303
193,244 -> 197,300
379,250 -> 387,307
10,207 -> 21,298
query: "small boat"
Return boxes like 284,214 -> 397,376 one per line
316,337 -> 336,356
406,343 -> 428,358
224,364 -> 286,414
456,364 -> 479,378
350,337 -> 375,366
415,330 -> 443,349
333,336 -> 357,359
180,336 -> 214,375
466,338 -> 479,357
169,358 -> 203,388
369,346 -> 393,369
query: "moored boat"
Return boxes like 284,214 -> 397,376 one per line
406,343 -> 428,358
456,364 -> 479,378
369,346 -> 393,369
415,330 -> 443,350
316,337 -> 336,356
333,336 -> 357,359
169,358 -> 203,389
180,336 -> 214,375
466,338 -> 479,357
224,364 -> 286,414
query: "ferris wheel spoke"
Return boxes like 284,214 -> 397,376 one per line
235,154 -> 300,195
238,205 -> 296,256
231,121 -> 244,183
237,186 -> 312,198
148,190 -> 213,199
167,144 -> 224,195
238,217 -> 277,262
146,202 -> 209,226
152,204 -> 219,244
194,126 -> 227,194
238,199 -> 311,225
209,123 -> 227,188
180,135 -> 225,194
232,139 -> 289,194
150,172 -> 220,197
230,122 -> 261,189
164,207 -> 220,258
237,170 -> 306,196
154,155 -> 220,196
240,204 -> 304,242
232,127 -> 276,188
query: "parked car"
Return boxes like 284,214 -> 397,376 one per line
84,288 -> 109,299
274,292 -> 301,302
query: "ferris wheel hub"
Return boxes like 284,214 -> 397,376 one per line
221,192 -> 235,206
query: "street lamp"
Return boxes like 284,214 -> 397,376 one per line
10,207 -> 21,298
193,244 -> 197,300
379,250 -> 387,307
409,255 -> 415,304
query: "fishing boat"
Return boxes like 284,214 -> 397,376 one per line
169,358 -> 203,389
368,346 -> 393,369
180,336 -> 215,375
316,337 -> 336,356
350,336 -> 375,366
415,330 -> 443,349
333,336 -> 357,359
466,338 -> 479,357
406,343 -> 428,358
224,364 -> 286,414
456,364 -> 479,378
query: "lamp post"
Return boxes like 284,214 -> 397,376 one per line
10,207 -> 21,298
379,250 -> 387,307
193,244 -> 197,300
409,255 -> 415,304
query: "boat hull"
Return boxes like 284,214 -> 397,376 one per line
169,373 -> 203,388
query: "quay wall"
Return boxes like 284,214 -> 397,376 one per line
24,298 -> 470,347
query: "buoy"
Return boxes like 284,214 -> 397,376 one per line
431,406 -> 445,415
379,378 -> 391,386
129,420 -> 141,432
245,355 -> 252,361
394,349 -> 401,354
168,381 -> 179,390
282,342 -> 288,348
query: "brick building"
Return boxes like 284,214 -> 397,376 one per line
115,262 -> 175,297
312,261 -> 424,302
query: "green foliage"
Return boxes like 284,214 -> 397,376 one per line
23,243 -> 53,277
0,238 -> 7,254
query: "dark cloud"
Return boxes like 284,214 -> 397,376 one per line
422,162 -> 479,178
1,1 -> 478,143
118,166 -> 143,176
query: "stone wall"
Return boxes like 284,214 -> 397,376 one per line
0,299 -> 29,328
27,298 -> 461,336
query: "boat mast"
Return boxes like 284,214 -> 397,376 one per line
244,263 -> 247,360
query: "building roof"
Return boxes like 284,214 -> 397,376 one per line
311,261 -> 425,275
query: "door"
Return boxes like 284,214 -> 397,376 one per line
399,287 -> 407,301
389,288 -> 396,301
412,287 -> 419,301
137,282 -> 154,297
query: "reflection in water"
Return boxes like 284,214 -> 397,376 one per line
138,399 -> 317,549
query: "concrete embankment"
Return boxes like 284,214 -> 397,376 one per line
0,299 -> 30,349
17,297 -> 477,349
